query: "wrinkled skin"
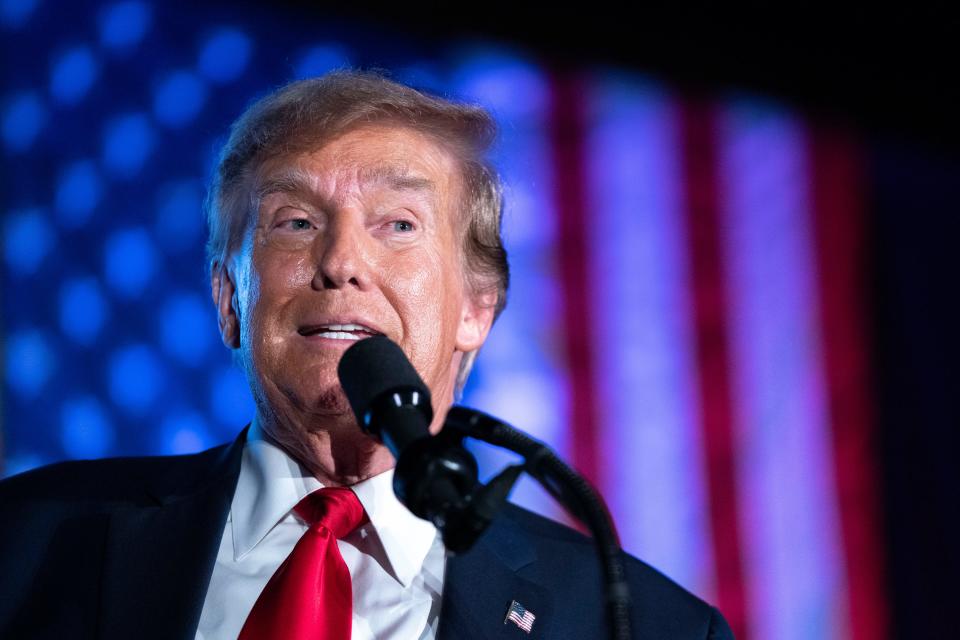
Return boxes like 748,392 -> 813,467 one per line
211,125 -> 495,486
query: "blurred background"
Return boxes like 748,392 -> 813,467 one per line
2,2 -> 958,639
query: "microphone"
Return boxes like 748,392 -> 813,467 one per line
337,336 -> 481,548
337,334 -> 435,460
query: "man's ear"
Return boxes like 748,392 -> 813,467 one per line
211,261 -> 241,349
455,289 -> 497,354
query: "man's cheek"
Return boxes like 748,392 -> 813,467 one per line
392,262 -> 444,301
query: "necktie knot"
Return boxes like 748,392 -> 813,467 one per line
294,487 -> 367,539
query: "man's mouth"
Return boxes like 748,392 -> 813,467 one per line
297,323 -> 382,341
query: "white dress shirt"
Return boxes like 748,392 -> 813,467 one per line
196,422 -> 446,639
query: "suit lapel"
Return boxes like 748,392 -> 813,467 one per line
99,435 -> 244,640
437,517 -> 554,640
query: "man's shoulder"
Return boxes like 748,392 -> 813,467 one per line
497,502 -> 696,593
494,502 -> 733,638
0,439 -> 244,638
0,439 -> 237,512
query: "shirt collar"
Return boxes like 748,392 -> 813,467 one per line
351,464 -> 439,587
230,419 -> 438,588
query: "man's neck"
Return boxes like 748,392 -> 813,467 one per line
250,412 -> 396,486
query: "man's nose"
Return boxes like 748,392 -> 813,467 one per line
312,216 -> 371,290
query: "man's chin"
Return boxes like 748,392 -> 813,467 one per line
309,384 -> 354,416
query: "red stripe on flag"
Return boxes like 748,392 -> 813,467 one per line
550,72 -> 601,487
679,100 -> 748,638
810,130 -> 889,640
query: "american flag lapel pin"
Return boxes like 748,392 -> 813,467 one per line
504,599 -> 536,633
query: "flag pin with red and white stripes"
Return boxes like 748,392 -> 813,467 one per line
504,599 -> 536,633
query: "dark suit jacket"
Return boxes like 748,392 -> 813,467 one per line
0,433 -> 733,639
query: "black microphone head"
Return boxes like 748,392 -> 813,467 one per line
337,335 -> 432,431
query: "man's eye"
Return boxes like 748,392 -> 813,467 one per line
280,218 -> 313,231
392,220 -> 415,233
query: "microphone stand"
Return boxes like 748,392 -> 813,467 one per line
438,405 -> 632,640
337,336 -> 631,638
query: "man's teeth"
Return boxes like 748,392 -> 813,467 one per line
323,323 -> 372,332
312,323 -> 377,340
316,331 -> 362,340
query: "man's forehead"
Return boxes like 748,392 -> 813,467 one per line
256,124 -> 458,186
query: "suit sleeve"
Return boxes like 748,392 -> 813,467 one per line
707,606 -> 735,639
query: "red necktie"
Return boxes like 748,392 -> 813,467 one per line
238,487 -> 368,640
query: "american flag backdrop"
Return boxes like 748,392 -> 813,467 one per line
463,72 -> 886,640
1,3 -> 891,639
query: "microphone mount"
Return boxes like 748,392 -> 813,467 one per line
444,406 -> 632,640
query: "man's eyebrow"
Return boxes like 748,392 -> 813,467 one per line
253,164 -> 436,205
253,168 -> 316,201
358,163 -> 436,192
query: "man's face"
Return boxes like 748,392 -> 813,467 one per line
215,125 -> 493,438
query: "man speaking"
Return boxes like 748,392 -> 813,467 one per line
0,71 -> 732,639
